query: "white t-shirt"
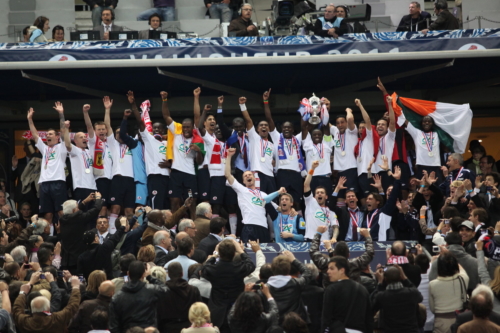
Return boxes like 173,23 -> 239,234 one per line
372,128 -> 396,173
107,134 -> 134,178
248,126 -> 276,177
406,122 -> 441,167
168,122 -> 198,175
228,180 -> 268,228
69,145 -> 97,190
330,125 -> 358,171
202,132 -> 227,177
356,128 -> 375,176
302,134 -> 334,175
35,140 -> 68,184
140,130 -> 169,177
88,136 -> 113,180
269,131 -> 302,172
304,192 -> 338,240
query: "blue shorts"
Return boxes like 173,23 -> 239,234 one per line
136,182 -> 148,206
39,180 -> 67,215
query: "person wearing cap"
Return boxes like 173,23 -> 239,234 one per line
428,232 -> 479,294
459,220 -> 477,257
77,216 -> 129,280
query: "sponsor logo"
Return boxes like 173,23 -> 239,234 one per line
49,54 -> 77,62
203,192 -> 207,196
251,197 -> 264,206
110,197 -> 115,201
213,196 -> 217,201
458,43 -> 486,51
152,190 -> 158,195
137,196 -> 142,200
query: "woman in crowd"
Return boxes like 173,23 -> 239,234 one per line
334,5 -> 354,33
429,253 -> 469,333
28,16 -> 50,42
228,283 -> 279,333
49,25 -> 66,42
181,302 -> 219,333
137,245 -> 156,267
81,270 -> 106,302
27,234 -> 43,262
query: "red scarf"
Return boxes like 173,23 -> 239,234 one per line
93,137 -> 105,176
210,135 -> 227,167
354,125 -> 380,159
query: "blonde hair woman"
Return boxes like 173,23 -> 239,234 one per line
181,302 -> 219,333
151,266 -> 167,284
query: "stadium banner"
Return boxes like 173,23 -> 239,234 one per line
0,29 -> 499,62
246,241 -> 417,271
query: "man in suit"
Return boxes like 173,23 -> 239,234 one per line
193,202 -> 212,248
197,217 -> 226,257
165,232 -> 207,265
138,13 -> 163,40
11,140 -> 40,213
153,230 -> 172,267
92,216 -> 112,244
93,8 -> 123,41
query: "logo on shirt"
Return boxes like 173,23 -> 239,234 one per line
158,145 -> 166,154
420,137 -> 435,146
178,143 -> 189,153
265,147 -> 273,156
48,151 -> 56,161
334,140 -> 341,148
282,224 -> 293,232
314,211 -> 330,225
251,197 -> 264,206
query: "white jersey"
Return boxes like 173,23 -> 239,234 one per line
228,180 -> 268,228
35,140 -> 68,184
248,126 -> 276,177
406,122 -> 441,167
302,134 -> 334,175
140,130 -> 169,177
269,131 -> 302,172
107,134 -> 134,178
168,122 -> 197,175
88,136 -> 113,180
330,125 -> 358,171
69,145 -> 97,190
304,192 -> 338,241
372,128 -> 396,173
202,132 -> 227,177
356,128 -> 375,176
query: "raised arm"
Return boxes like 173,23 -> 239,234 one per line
27,108 -> 39,143
304,160 -> 319,193
301,118 -> 309,141
193,87 -> 201,128
103,96 -> 113,137
387,95 -> 396,132
54,102 -> 71,151
160,91 -> 173,126
346,107 -> 355,131
239,97 -> 253,131
215,96 -> 233,140
198,104 -> 211,137
127,90 -> 145,132
262,89 -> 275,131
354,99 -> 372,128
82,104 -> 94,139
225,148 -> 236,185
63,121 -> 72,152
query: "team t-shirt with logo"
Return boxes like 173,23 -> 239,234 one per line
372,129 -> 396,173
168,122 -> 197,176
356,128 -> 375,176
88,136 -> 113,180
269,131 -> 302,172
247,126 -> 276,177
202,132 -> 226,178
69,145 -> 97,190
107,134 -> 134,178
227,180 -> 268,228
140,130 -> 169,177
405,122 -> 441,167
302,134 -> 334,175
304,192 -> 338,240
330,125 -> 358,171
35,140 -> 68,184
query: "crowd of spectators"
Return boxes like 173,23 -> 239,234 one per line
1,70 -> 499,333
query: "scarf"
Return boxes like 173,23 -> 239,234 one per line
354,125 -> 380,159
147,222 -> 169,232
209,134 -> 227,169
166,122 -> 205,172
93,137 -> 105,177
140,100 -> 153,134
277,134 -> 306,172
333,17 -> 344,28
387,255 -> 409,265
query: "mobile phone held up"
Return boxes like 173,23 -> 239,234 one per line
188,189 -> 193,198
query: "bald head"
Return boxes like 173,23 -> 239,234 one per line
147,210 -> 165,226
175,231 -> 189,245
98,280 -> 115,297
161,209 -> 172,221
74,131 -> 89,149
391,241 -> 406,256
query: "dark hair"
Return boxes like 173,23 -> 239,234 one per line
470,292 -> 493,319
178,236 -> 194,256
114,215 -> 124,231
23,26 -> 30,37
415,254 -> 430,274
51,25 -> 64,39
472,145 -> 486,155
90,307 -> 109,330
445,232 -> 462,246
335,115 -> 347,123
329,256 -> 350,277
391,241 -> 407,256
120,254 -> 136,274
39,242 -> 55,252
4,262 -> 19,278
167,261 -> 183,280
42,265 -> 57,278
485,172 -> 500,185
450,217 -> 465,232
188,263 -> 202,279
314,186 -> 328,196
37,247 -> 52,265
231,292 -> 264,333
289,261 -> 300,276
218,239 -> 235,261
272,256 -> 291,276
369,193 -> 384,208
8,281 -> 23,305
442,206 -> 460,219
259,263 -> 273,281
282,312 -> 310,333
209,217 -> 226,234
101,8 -> 115,20
148,13 -> 162,26
33,16 -> 49,30
333,241 -> 349,258
482,155 -> 496,166
336,5 -> 349,17
384,266 -> 401,284
472,208 -> 489,224
128,260 -> 146,281
437,253 -> 459,277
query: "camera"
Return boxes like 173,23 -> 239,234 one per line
487,186 -> 493,192
252,283 -> 262,290
39,274 -> 46,279
57,271 -> 63,278
78,275 -> 85,283
188,189 -> 193,198
410,246 -> 417,254
432,245 -> 441,253
124,276 -> 129,283
23,264 -> 31,269
4,216 -> 18,223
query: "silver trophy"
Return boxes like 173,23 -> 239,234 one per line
308,93 -> 321,125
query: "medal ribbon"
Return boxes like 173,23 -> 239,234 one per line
219,141 -> 226,159
367,209 -> 379,228
260,138 -> 269,159
120,144 -> 128,159
339,132 -> 346,152
279,214 -> 290,232
349,209 -> 359,229
45,146 -> 55,168
379,136 -> 385,155
248,188 -> 262,199
82,150 -> 91,169
321,206 -> 330,225
451,167 -> 464,184
184,139 -> 192,156
238,135 -> 246,156
313,143 -> 324,159
422,131 -> 434,153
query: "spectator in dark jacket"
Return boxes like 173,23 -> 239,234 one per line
313,4 -> 349,37
372,265 -> 423,333
301,263 -> 324,333
267,251 -> 312,325
396,1 -> 431,32
157,262 -> 201,333
77,216 -> 127,280
422,0 -> 459,32
109,261 -> 169,333
388,241 -> 422,287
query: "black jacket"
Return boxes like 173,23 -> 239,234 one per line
429,9 -> 459,30
109,277 -> 168,333
202,252 -> 256,327
396,11 -> 432,32
197,234 -> 220,257
154,246 -> 169,267
371,279 -> 423,333
268,260 -> 312,324
412,184 -> 444,232
83,0 -> 118,8
301,282 -> 324,333
60,199 -> 103,269
401,263 -> 422,288
77,225 -> 125,280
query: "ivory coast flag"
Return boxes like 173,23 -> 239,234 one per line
390,92 -> 473,154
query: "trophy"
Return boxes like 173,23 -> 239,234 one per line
308,93 -> 321,125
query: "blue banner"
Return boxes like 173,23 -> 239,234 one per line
0,29 -> 499,62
